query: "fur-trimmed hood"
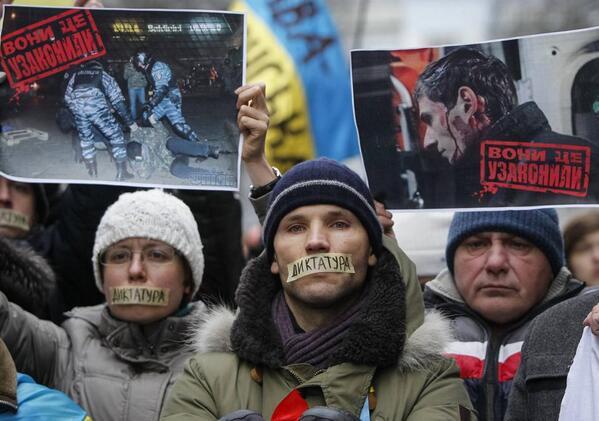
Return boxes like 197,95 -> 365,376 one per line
191,250 -> 453,372
0,236 -> 56,319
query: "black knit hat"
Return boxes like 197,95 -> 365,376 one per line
446,209 -> 564,276
263,158 -> 383,262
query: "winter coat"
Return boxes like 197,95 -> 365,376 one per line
123,62 -> 147,89
0,289 -> 205,421
0,338 -> 17,413
450,101 -> 599,208
424,268 -> 584,421
0,184 -> 123,322
161,245 -> 477,420
505,288 -> 599,421
0,237 -> 56,319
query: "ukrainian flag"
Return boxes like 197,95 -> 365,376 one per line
231,0 -> 358,172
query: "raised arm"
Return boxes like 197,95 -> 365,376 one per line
0,289 -> 68,388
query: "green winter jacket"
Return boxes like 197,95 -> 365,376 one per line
161,240 -> 476,420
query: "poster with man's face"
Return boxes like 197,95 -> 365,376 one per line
0,6 -> 245,190
351,27 -> 599,210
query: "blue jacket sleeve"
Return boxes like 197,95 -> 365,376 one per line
2,373 -> 90,421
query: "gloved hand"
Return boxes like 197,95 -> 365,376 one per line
141,109 -> 157,127
299,407 -> 361,421
218,409 -> 265,421
129,122 -> 139,132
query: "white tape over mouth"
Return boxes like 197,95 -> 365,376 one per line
109,286 -> 170,306
286,253 -> 355,283
0,208 -> 29,232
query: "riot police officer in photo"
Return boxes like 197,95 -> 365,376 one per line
131,50 -> 219,160
64,60 -> 139,181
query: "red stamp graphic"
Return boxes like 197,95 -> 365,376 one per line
480,140 -> 591,197
0,8 -> 106,94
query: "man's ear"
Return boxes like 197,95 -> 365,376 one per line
455,86 -> 478,119
456,86 -> 490,129
368,253 -> 377,267
271,257 -> 280,275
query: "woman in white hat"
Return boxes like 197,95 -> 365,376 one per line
0,189 -> 206,421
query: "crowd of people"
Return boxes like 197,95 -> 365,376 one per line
2,79 -> 599,420
2,1 -> 599,421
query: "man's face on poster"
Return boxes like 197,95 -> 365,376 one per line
418,87 -> 487,165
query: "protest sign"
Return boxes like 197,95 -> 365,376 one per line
0,5 -> 245,190
351,28 -> 599,209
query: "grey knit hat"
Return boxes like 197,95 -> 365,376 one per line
446,209 -> 564,276
93,189 -> 204,296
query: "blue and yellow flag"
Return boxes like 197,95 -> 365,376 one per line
232,0 -> 358,172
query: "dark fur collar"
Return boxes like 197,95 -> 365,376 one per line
0,236 -> 56,318
230,250 -> 406,369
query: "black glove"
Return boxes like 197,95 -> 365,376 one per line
114,100 -> 134,126
218,410 -> 265,421
140,107 -> 154,127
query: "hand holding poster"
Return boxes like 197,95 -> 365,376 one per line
351,28 -> 599,209
0,5 -> 245,190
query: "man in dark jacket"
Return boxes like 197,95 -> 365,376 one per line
0,176 -> 57,319
424,209 -> 584,421
505,289 -> 599,421
415,47 -> 599,207
161,84 -> 476,420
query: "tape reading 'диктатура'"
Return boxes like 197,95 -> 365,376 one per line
286,253 -> 355,283
109,287 -> 170,306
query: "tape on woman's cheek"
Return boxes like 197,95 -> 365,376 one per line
286,253 -> 355,283
0,208 -> 30,232
109,287 -> 171,306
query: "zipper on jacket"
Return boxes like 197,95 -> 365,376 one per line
286,367 -> 305,386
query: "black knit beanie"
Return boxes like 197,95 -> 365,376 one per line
263,158 -> 383,262
446,209 -> 564,276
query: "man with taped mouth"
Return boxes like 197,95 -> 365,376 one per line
0,188 -> 208,421
161,84 -> 475,420
0,177 -> 59,321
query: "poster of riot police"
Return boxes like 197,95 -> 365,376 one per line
0,5 -> 244,190
351,27 -> 599,210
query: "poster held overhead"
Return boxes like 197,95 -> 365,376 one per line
0,5 -> 245,190
351,28 -> 599,210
